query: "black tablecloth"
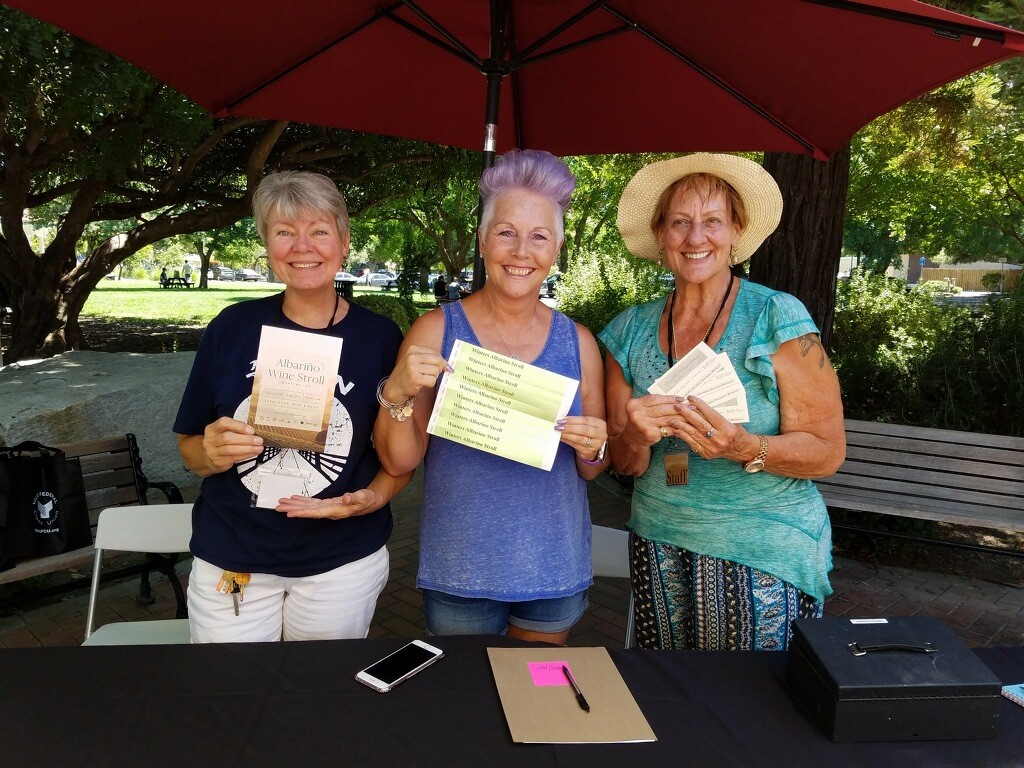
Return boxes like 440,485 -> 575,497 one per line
2,637 -> 1022,768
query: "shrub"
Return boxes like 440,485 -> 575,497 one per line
917,279 -> 961,295
394,295 -> 421,327
831,270 -> 1024,435
352,294 -> 416,333
556,250 -> 664,339
980,272 -> 1003,292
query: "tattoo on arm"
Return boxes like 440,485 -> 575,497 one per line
798,334 -> 826,369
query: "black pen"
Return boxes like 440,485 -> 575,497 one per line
562,664 -> 590,713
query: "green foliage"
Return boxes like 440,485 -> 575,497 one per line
561,154 -> 670,268
917,279 -> 962,295
351,294 -> 417,334
980,272 -> 1004,292
361,154 -> 480,281
556,250 -> 664,338
845,65 -> 1024,264
832,271 -> 1024,435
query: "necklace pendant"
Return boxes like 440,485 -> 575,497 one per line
509,354 -> 520,360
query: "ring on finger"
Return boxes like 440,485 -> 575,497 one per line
583,436 -> 593,448
705,428 -> 715,439
660,426 -> 669,439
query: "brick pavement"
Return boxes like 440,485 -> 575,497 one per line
2,472 -> 1022,649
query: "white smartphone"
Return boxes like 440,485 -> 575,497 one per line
354,639 -> 445,693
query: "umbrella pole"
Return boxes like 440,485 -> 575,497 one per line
471,0 -> 510,294
471,73 -> 499,294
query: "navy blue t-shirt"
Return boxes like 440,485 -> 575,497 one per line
173,294 -> 403,577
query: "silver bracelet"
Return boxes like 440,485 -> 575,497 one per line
376,377 -> 415,422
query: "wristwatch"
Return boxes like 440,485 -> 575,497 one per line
742,435 -> 769,473
376,378 -> 415,422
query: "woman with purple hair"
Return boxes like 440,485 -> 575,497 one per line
374,150 -> 608,644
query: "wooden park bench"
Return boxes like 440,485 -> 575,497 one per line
0,434 -> 188,614
817,419 -> 1024,557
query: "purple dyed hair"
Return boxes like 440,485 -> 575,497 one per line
478,149 -> 576,240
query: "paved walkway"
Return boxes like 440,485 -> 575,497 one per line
2,473 -> 1023,649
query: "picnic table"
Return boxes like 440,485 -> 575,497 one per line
161,277 -> 194,289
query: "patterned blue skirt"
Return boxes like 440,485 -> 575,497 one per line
629,532 -> 822,651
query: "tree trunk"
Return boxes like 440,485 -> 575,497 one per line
194,239 -> 213,289
749,147 -> 850,350
3,247 -> 111,361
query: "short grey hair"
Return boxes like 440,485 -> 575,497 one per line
252,171 -> 350,243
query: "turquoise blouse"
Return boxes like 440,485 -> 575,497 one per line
599,279 -> 833,601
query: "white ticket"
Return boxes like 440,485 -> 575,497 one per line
648,343 -> 749,423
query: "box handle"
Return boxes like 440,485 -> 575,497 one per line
847,641 -> 937,657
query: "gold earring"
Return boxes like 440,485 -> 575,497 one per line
657,249 -> 664,266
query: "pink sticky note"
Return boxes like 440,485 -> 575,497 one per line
528,660 -> 572,687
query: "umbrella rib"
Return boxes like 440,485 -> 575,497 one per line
225,4 -> 402,111
511,1 -> 604,62
802,0 -> 1006,43
514,27 -> 631,71
599,2 -> 819,156
382,11 -> 483,69
396,0 -> 484,67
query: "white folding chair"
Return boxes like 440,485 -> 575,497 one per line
83,503 -> 193,646
590,525 -> 636,649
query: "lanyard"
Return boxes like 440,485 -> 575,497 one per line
667,275 -> 734,367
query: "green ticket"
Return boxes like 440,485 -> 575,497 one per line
426,341 -> 579,470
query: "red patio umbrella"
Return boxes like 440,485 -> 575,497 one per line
7,0 -> 1023,161
6,0 -> 1023,285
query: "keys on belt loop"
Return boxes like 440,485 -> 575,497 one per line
216,570 -> 251,616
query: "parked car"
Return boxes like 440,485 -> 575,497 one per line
362,270 -> 396,287
235,268 -> 263,282
334,271 -> 357,282
208,266 -> 235,281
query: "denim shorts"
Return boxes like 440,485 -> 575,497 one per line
422,589 -> 589,635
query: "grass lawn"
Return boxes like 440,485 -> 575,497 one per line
82,279 -> 435,324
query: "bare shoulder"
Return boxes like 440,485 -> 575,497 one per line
573,320 -> 601,358
775,332 -> 830,374
403,306 -> 446,349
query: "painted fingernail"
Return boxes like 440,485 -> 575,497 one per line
554,424 -> 565,431
556,418 -> 568,425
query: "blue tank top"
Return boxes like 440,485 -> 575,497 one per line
418,301 -> 593,600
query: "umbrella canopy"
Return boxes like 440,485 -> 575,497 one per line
6,0 -> 1024,160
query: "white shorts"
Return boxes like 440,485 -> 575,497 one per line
188,546 -> 389,643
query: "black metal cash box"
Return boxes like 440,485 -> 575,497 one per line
786,616 -> 1001,742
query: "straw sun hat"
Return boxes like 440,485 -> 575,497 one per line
616,153 -> 783,265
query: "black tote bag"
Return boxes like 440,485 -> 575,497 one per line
0,441 -> 91,570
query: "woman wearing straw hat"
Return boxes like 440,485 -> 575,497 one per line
375,149 -> 607,645
600,153 -> 845,651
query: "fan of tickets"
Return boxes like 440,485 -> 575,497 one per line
648,342 -> 749,423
